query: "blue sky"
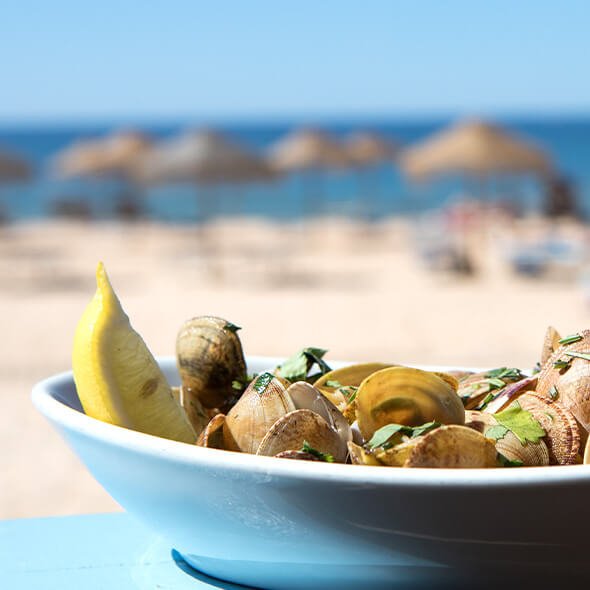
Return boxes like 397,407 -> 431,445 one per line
1,1 -> 589,122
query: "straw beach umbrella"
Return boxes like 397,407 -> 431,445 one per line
268,129 -> 351,217
400,120 -> 551,181
54,131 -> 152,218
346,132 -> 397,220
401,120 -> 552,273
0,149 -> 31,222
136,130 -> 275,188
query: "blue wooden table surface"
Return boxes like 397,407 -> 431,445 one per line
0,512 -> 252,589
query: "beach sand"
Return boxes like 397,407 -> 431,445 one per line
2,216 -> 588,518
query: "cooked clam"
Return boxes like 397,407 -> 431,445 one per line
517,393 -> 580,465
224,373 -> 295,454
458,368 -> 527,411
176,316 -> 247,418
482,375 -> 538,414
537,329 -> 590,433
257,409 -> 347,463
314,363 -> 395,409
541,326 -> 562,366
347,441 -> 381,466
403,425 -> 497,468
196,414 -> 226,449
465,410 -> 550,466
286,381 -> 352,445
356,367 -> 465,441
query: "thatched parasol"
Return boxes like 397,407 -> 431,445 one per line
0,149 -> 31,222
55,131 -> 152,179
54,131 -> 153,219
135,130 -> 275,186
0,150 -> 31,182
269,129 -> 351,217
400,120 -> 551,180
269,128 -> 351,172
345,132 -> 397,166
346,132 -> 398,220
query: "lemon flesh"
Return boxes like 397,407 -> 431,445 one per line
72,263 -> 196,443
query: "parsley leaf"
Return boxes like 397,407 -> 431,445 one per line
497,453 -> 523,467
301,441 -> 334,462
494,401 -> 546,445
558,333 -> 583,345
367,421 -> 441,449
325,379 -> 343,388
485,424 -> 509,441
277,347 -> 332,382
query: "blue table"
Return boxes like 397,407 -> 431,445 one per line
0,512 -> 251,589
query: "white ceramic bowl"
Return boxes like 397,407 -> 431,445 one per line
33,357 -> 590,589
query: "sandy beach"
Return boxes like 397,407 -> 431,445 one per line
2,216 -> 589,518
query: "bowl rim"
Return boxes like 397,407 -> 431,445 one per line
32,355 -> 590,487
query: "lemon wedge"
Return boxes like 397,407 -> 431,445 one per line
72,262 -> 196,443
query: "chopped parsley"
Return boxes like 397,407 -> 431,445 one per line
558,333 -> 583,345
367,421 -> 441,450
497,453 -> 523,467
277,347 -> 332,382
301,441 -> 334,462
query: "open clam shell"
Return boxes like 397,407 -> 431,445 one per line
458,369 -> 529,411
176,316 -> 247,416
517,393 -> 580,465
537,329 -> 590,434
286,381 -> 352,446
224,373 -> 295,454
196,414 -> 226,449
465,410 -> 550,467
256,409 -> 347,463
541,326 -> 562,366
314,362 -> 396,393
403,425 -> 498,468
482,375 -> 538,414
347,441 -> 381,466
356,367 -> 465,441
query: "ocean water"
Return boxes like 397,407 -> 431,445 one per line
1,118 -> 589,222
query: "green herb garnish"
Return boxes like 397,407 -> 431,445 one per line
325,380 -> 343,388
252,372 -> 274,394
341,385 -> 358,403
485,367 -> 523,381
367,421 -> 441,449
477,392 -> 496,411
558,333 -> 583,345
494,401 -> 546,445
301,441 -> 334,462
497,453 -> 523,467
485,378 -> 506,390
548,385 -> 559,400
224,321 -> 241,333
231,380 -> 243,391
553,359 -> 571,371
485,424 -> 509,441
277,347 -> 332,382
564,351 -> 590,362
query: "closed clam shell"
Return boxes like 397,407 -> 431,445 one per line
356,367 -> 465,441
537,329 -> 590,434
541,326 -> 562,365
196,414 -> 226,449
257,409 -> 347,463
404,425 -> 498,468
465,410 -> 550,467
176,316 -> 247,416
286,381 -> 352,445
224,373 -> 295,454
517,393 -> 580,465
